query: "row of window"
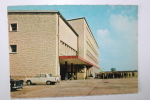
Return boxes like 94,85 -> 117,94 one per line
86,50 -> 98,64
60,41 -> 77,56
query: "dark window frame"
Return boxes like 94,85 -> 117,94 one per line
10,45 -> 17,53
10,23 -> 17,32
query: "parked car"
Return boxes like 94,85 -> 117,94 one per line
10,78 -> 24,91
24,74 -> 60,85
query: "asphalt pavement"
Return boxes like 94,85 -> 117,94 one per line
11,78 -> 138,98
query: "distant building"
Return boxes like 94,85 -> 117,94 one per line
8,10 -> 99,80
98,71 -> 138,79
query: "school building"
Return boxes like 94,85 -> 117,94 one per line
8,10 -> 99,80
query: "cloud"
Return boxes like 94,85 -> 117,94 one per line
110,14 -> 137,33
121,6 -> 138,16
97,29 -> 110,38
97,14 -> 138,51
97,14 -> 138,71
109,14 -> 138,45
97,29 -> 114,49
97,29 -> 120,58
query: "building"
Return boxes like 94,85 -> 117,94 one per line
8,10 -> 99,80
98,71 -> 138,79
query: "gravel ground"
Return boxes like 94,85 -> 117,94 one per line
11,77 -> 138,98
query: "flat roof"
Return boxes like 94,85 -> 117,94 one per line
8,10 -> 78,36
8,10 -> 59,13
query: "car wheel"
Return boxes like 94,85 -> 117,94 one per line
46,81 -> 51,85
26,81 -> 32,85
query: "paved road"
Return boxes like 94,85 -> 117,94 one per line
11,78 -> 138,98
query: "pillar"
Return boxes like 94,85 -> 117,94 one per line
77,65 -> 86,80
84,66 -> 87,80
65,61 -> 68,80
86,67 -> 89,78
71,63 -> 74,80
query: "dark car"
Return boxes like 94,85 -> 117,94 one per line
10,78 -> 24,91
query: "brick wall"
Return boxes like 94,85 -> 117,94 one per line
8,12 -> 59,79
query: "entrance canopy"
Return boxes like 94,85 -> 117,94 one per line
59,56 -> 99,69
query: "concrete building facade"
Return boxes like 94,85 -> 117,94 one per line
8,10 -> 99,80
68,18 -> 99,76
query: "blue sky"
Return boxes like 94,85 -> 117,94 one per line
8,5 -> 138,71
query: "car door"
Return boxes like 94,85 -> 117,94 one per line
32,74 -> 41,84
39,74 -> 47,84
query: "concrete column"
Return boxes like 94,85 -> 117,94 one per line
65,61 -> 68,80
122,72 -> 124,78
77,65 -> 86,80
84,66 -> 87,80
71,63 -> 74,80
130,72 -> 132,77
74,66 -> 78,80
86,67 -> 88,79
113,73 -> 114,79
127,72 -> 129,78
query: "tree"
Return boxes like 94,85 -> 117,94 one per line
111,68 -> 116,72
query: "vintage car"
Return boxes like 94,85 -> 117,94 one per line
24,74 -> 60,85
10,78 -> 24,91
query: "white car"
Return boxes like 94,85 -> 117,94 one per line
25,74 -> 60,85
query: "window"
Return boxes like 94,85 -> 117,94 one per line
35,74 -> 41,78
10,23 -> 17,31
10,45 -> 17,53
41,74 -> 46,77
